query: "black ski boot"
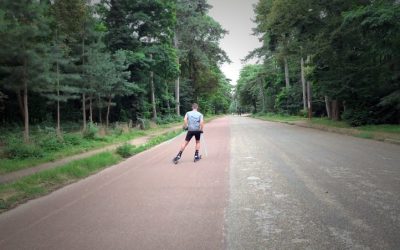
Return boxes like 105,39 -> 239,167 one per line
172,155 -> 180,164
194,150 -> 201,163
173,152 -> 182,165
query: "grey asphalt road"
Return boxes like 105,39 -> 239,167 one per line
227,116 -> 400,249
0,116 -> 399,250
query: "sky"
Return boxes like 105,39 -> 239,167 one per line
208,0 -> 261,85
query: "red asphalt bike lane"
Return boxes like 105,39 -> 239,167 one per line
0,117 -> 230,250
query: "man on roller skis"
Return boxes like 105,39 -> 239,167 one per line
173,103 -> 204,164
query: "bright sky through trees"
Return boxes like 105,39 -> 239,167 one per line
208,0 -> 261,85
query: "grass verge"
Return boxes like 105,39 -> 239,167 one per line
0,130 -> 182,213
252,113 -> 306,123
0,121 -> 190,175
251,113 -> 400,142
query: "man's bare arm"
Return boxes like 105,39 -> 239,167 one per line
200,117 -> 204,131
184,114 -> 188,129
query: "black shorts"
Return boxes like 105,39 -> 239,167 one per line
185,131 -> 201,142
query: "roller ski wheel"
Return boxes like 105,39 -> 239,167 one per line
172,156 -> 180,165
194,155 -> 202,163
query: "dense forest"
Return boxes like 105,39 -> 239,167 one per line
234,0 -> 400,126
0,0 -> 232,142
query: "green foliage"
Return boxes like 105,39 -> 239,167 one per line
0,0 -> 230,141
355,132 -> 374,140
112,126 -> 124,136
274,86 -> 302,115
38,134 -> 64,152
0,152 -> 120,212
341,107 -> 376,127
4,143 -> 44,159
0,129 -> 183,212
82,123 -> 98,139
156,115 -> 182,125
116,143 -> 135,158
63,133 -> 82,146
358,124 -> 400,134
248,0 -> 400,125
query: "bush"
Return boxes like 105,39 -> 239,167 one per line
274,86 -> 302,115
38,134 -> 64,152
112,127 -> 124,136
5,143 -> 44,159
116,143 -> 135,158
298,109 -> 308,118
63,134 -> 83,146
156,115 -> 182,125
83,123 -> 99,139
137,118 -> 150,130
342,108 -> 376,127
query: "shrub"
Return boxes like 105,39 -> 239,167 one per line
112,127 -> 124,136
38,134 -> 64,152
342,108 -> 376,127
116,143 -> 135,158
298,109 -> 308,118
83,123 -> 99,139
137,118 -> 150,130
274,86 -> 302,115
156,115 -> 182,125
63,134 -> 83,146
5,143 -> 44,159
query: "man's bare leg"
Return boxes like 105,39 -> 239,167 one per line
180,140 -> 190,151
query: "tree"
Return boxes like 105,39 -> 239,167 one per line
0,1 -> 51,142
176,0 -> 230,107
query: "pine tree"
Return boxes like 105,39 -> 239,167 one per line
0,0 -> 51,142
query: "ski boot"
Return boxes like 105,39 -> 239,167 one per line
194,154 -> 202,163
172,155 -> 181,165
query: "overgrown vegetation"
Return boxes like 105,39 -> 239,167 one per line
0,129 -> 183,212
0,125 -> 146,174
0,152 -> 121,211
253,113 -> 400,142
235,0 -> 400,127
116,143 -> 136,158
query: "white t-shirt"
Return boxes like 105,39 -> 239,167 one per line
186,110 -> 203,131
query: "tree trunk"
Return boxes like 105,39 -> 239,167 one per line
82,93 -> 86,130
23,78 -> 29,143
325,96 -> 332,119
89,94 -> 93,123
301,57 -> 307,110
56,61 -> 61,138
284,56 -> 290,88
106,95 -> 111,128
307,81 -> 312,120
17,90 -> 25,122
331,100 -> 340,121
174,33 -> 180,116
259,79 -> 266,113
166,87 -> 171,114
150,54 -> 157,121
98,95 -> 102,124
82,36 -> 86,131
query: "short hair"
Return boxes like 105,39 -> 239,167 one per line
192,103 -> 199,109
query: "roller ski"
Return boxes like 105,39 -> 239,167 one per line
172,155 -> 181,165
194,154 -> 202,163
